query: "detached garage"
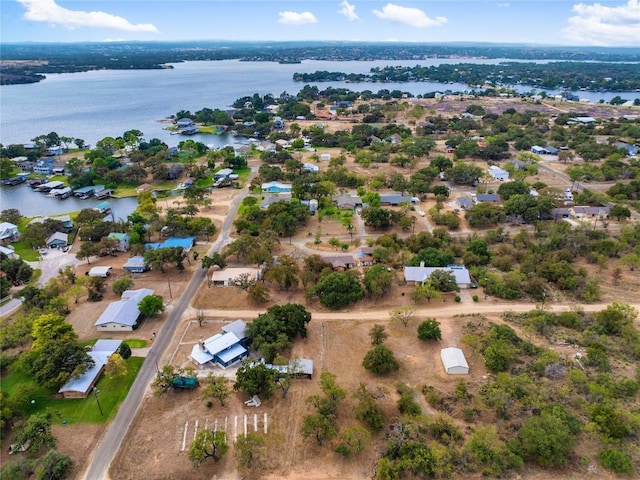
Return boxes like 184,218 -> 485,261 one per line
440,347 -> 469,375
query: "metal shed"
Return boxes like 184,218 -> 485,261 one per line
440,347 -> 469,375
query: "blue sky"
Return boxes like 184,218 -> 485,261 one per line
1,0 -> 639,46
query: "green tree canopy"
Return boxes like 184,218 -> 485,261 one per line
313,272 -> 365,309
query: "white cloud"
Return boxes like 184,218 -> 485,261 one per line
338,0 -> 360,21
562,0 -> 640,46
372,3 -> 447,28
17,0 -> 158,32
278,11 -> 318,25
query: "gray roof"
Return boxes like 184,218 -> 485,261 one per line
457,197 -> 474,207
58,351 -> 109,394
203,332 -> 241,356
333,195 -> 362,208
94,289 -> 154,327
380,195 -> 419,205
476,194 -> 499,202
222,320 -> 247,340
93,339 -> 122,354
322,254 -> 355,268
46,231 -> 68,245
404,266 -> 471,286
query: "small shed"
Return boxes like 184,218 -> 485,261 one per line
123,256 -> 148,273
440,347 -> 469,375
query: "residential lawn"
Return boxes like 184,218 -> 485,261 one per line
235,167 -> 251,184
111,187 -> 139,198
123,339 -> 147,348
1,357 -> 144,424
47,175 -> 67,183
11,241 -> 41,261
30,269 -> 41,284
196,173 -> 214,188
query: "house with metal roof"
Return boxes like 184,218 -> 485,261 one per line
303,162 -> 319,173
123,256 -> 148,273
94,288 -> 155,331
261,181 -> 292,193
58,339 -> 122,398
440,347 -> 469,375
191,320 -> 249,368
145,236 -> 196,252
107,232 -> 129,252
333,195 -> 363,210
404,265 -> 472,288
487,165 -> 509,181
456,197 -> 474,210
264,358 -> 314,379
0,245 -> 19,259
211,267 -> 262,287
0,222 -> 19,243
45,232 -> 68,248
322,254 -> 356,271
214,168 -> 233,181
476,194 -> 500,203
260,193 -> 291,210
380,194 -> 420,206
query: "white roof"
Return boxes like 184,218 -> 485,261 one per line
191,344 -> 215,365
203,332 -> 240,356
440,348 -> 469,373
217,343 -> 247,363
404,266 -> 471,286
0,246 -> 18,257
0,222 -> 17,231
488,165 -> 508,175
88,266 -> 112,275
222,320 -> 247,339
94,289 -> 154,327
93,339 -> 122,354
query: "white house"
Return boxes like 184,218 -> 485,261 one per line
302,162 -> 319,173
404,265 -> 472,288
440,347 -> 469,375
94,288 -> 155,331
0,245 -> 19,259
261,181 -> 292,193
487,165 -> 509,181
190,320 -> 249,368
0,222 -> 19,243
211,267 -> 262,287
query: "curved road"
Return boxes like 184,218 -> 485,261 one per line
81,168 -> 256,480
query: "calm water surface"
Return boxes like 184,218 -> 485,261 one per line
3,59 -> 638,147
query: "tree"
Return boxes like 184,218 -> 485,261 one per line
417,318 -> 442,341
361,206 -> 392,229
201,373 -> 231,406
363,345 -> 400,375
390,306 -> 415,327
138,294 -> 165,318
104,353 -> 127,379
301,412 -> 338,446
353,384 -> 386,431
319,372 -> 347,402
12,413 -> 57,457
118,342 -> 132,360
34,449 -> 72,480
31,314 -> 77,352
369,324 -> 388,345
517,411 -> 577,467
336,426 -> 371,457
86,276 -> 105,302
411,281 -> 442,303
363,264 -> 394,300
429,269 -> 459,292
111,277 -> 134,296
446,162 -> 483,185
235,433 -> 266,472
151,365 -> 197,397
620,253 -> 640,271
247,283 -> 270,304
189,430 -> 229,467
27,340 -> 94,390
234,360 -> 277,399
313,272 -> 364,309
201,252 -> 227,270
76,242 -> 99,264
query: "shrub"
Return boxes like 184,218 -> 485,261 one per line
417,318 -> 442,341
362,345 -> 399,375
112,277 -> 134,296
455,295 -> 461,303
472,295 -> 479,302
598,449 -> 633,474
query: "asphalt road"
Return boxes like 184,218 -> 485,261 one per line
81,169 -> 256,480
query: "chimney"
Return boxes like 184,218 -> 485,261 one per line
420,261 -> 425,268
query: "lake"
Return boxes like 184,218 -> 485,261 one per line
2,58 -> 638,147
0,184 -> 139,219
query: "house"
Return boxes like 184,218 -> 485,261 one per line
274,139 -> 290,150
0,222 -> 19,243
123,256 -> 149,273
302,162 -> 319,173
94,288 -> 155,331
440,347 -> 469,375
456,197 -> 474,210
333,195 -> 362,210
136,183 -> 151,193
570,206 -> 611,219
211,267 -> 262,287
476,194 -> 500,203
355,247 -> 375,266
176,118 -> 194,128
260,193 -> 291,210
46,145 -> 66,156
379,194 -> 419,206
0,245 -> 19,259
190,320 -> 249,368
531,145 -> 559,155
570,116 -> 596,124
615,142 -> 639,157
552,208 -> 571,220
487,165 -> 509,181
145,236 -> 196,252
58,340 -> 122,398
214,168 -> 233,182
273,117 -> 284,130
108,232 -> 130,252
261,181 -> 292,193
387,133 -> 402,145
322,254 -> 356,271
33,158 -> 54,175
404,265 -> 472,288
45,232 -> 68,248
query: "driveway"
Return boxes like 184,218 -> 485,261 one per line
27,247 -> 82,285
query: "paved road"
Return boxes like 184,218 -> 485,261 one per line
81,168 -> 256,480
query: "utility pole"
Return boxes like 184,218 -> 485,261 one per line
93,387 -> 104,417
